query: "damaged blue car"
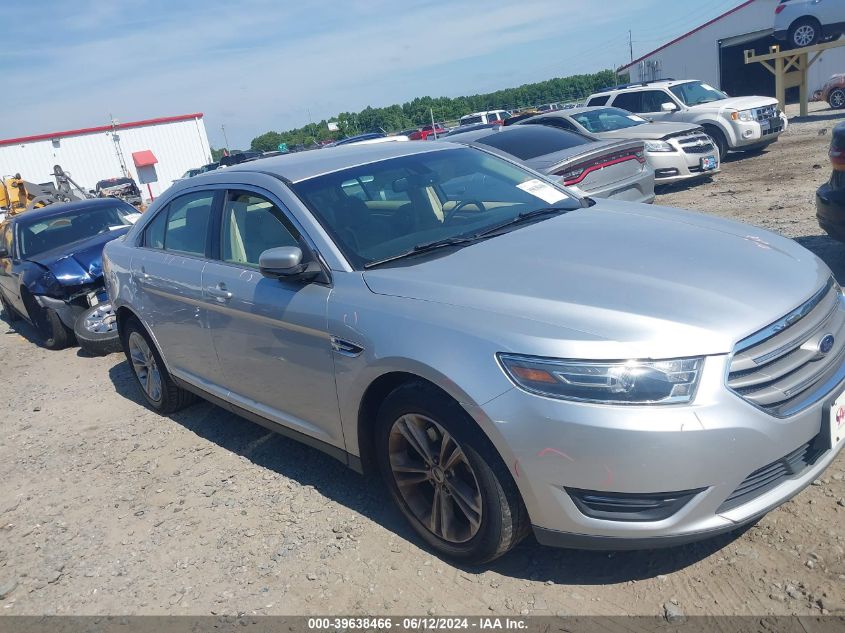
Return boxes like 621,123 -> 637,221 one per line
0,198 -> 139,353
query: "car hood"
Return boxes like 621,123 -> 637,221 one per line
593,121 -> 701,141
26,227 -> 130,286
362,201 -> 829,359
689,96 -> 778,112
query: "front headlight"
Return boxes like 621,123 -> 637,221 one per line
730,109 -> 754,122
644,140 -> 675,152
498,354 -> 703,404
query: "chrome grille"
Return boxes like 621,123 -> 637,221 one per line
754,105 -> 777,122
727,278 -> 845,416
677,133 -> 715,155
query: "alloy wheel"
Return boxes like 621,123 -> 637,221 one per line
793,25 -> 816,48
84,303 -> 117,334
128,331 -> 162,402
831,90 -> 845,109
388,414 -> 482,543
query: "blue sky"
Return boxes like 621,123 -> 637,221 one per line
4,0 -> 748,148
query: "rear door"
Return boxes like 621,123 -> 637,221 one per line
0,223 -> 24,313
201,188 -> 343,450
130,189 -> 224,389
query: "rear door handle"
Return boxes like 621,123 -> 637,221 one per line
206,283 -> 232,302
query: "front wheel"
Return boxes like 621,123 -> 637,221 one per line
35,306 -> 73,350
829,89 -> 845,110
705,128 -> 728,163
376,383 -> 529,564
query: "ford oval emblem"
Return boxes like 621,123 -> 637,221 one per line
819,334 -> 835,355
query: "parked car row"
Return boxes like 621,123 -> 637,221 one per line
4,77 -> 842,567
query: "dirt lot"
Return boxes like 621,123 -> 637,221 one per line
1,105 -> 844,618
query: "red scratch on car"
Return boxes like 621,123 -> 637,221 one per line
537,447 -> 575,461
602,465 -> 614,487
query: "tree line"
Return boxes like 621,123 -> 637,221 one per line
247,69 -> 620,152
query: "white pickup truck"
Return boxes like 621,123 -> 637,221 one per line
586,79 -> 788,160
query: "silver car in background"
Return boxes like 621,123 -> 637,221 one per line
444,124 -> 655,204
520,107 -> 720,186
104,141 -> 845,564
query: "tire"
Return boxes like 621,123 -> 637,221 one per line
789,17 -> 821,49
121,316 -> 195,414
375,382 -> 529,564
74,303 -> 122,356
26,299 -> 74,350
0,292 -> 20,323
704,127 -> 729,163
829,89 -> 845,110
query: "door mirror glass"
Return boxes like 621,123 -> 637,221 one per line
259,246 -> 308,279
661,102 -> 679,112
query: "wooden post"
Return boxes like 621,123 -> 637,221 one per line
799,52 -> 809,117
774,56 -> 785,111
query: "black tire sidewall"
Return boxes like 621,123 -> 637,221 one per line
375,383 -> 520,564
790,18 -> 820,48
36,306 -> 72,350
121,317 -> 170,411
705,127 -> 728,162
74,304 -> 121,356
830,89 -> 845,110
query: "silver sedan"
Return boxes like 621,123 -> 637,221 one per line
104,141 -> 845,564
519,107 -> 720,186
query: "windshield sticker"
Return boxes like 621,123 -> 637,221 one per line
517,179 -> 568,204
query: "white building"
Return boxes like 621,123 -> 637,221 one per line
0,113 -> 212,200
618,0 -> 845,101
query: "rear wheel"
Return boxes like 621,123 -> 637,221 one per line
122,316 -> 195,413
789,17 -> 821,48
376,382 -> 529,564
829,89 -> 845,110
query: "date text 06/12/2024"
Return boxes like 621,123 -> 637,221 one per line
307,617 -> 528,630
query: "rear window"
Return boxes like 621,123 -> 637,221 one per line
460,115 -> 484,125
474,127 -> 591,160
586,95 -> 610,106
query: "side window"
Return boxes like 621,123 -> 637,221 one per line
163,191 -> 215,256
587,95 -> 610,107
611,91 -> 643,112
530,117 -> 577,132
1,225 -> 11,256
641,90 -> 672,112
221,191 -> 299,267
144,208 -> 167,249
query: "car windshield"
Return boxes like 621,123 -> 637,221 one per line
289,147 -> 581,269
670,81 -> 728,106
18,204 -> 134,259
571,108 -> 647,133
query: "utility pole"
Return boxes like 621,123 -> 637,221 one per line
221,124 -> 230,151
629,30 -> 634,63
109,115 -> 129,178
430,108 -> 438,140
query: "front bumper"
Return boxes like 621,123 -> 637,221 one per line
729,114 -> 787,149
474,353 -> 845,548
648,150 -> 719,184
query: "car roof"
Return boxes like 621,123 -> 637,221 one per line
10,198 -> 132,225
190,141 -> 461,184
592,79 -> 694,96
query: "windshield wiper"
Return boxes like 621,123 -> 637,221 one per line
363,205 -> 574,269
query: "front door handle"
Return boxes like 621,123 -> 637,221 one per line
206,283 -> 232,302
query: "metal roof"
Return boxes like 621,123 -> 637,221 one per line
0,113 -> 204,147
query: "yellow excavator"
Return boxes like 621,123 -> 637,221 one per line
0,166 -> 91,218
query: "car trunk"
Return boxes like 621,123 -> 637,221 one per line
528,139 -> 645,194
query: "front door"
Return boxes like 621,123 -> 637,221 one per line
202,189 -> 343,449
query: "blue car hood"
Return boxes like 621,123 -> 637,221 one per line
26,227 -> 129,286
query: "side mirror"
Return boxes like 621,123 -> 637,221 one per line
661,102 -> 679,112
258,246 -> 319,282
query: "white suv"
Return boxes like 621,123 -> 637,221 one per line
586,80 -> 788,160
774,0 -> 845,49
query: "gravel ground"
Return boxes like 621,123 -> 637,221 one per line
1,104 -> 844,618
